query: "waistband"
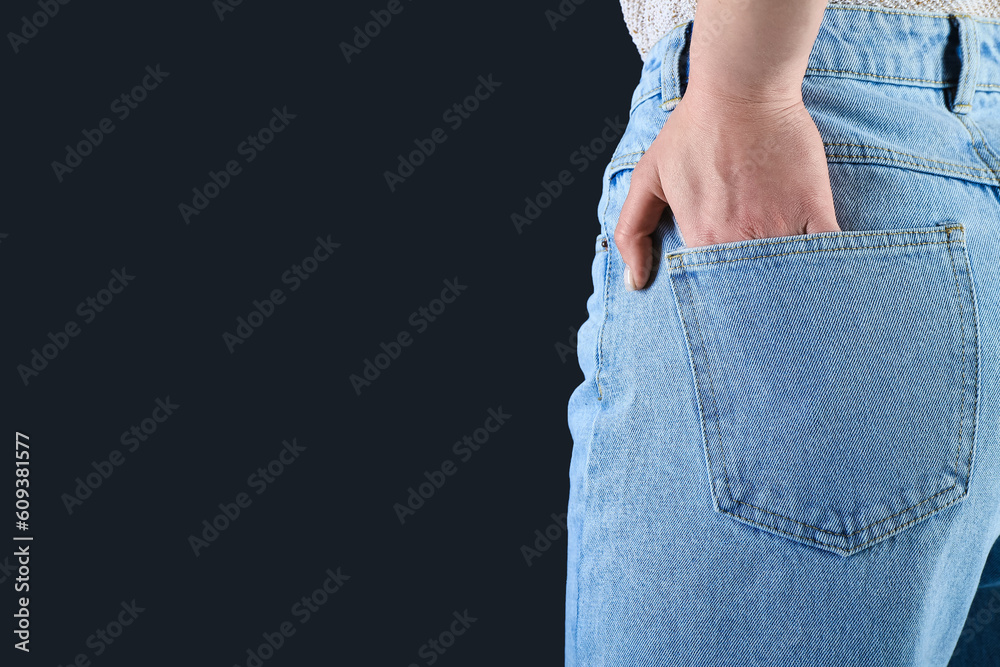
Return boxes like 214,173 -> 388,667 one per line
630,4 -> 1000,117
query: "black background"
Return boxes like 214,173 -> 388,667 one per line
3,0 -> 640,664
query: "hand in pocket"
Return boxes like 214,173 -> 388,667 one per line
614,85 -> 840,289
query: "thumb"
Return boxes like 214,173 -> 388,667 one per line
614,161 -> 668,291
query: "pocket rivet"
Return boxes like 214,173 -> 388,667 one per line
601,239 -> 608,249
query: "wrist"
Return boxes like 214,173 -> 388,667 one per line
682,75 -> 804,115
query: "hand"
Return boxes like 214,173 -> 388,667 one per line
614,85 -> 840,290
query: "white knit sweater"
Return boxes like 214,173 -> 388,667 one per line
620,0 -> 1000,60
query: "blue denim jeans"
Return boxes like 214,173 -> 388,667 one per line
566,7 -> 1000,666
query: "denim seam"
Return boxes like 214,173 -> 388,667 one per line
671,275 -> 718,508
677,233 -> 973,550
823,143 -> 994,172
608,151 -> 645,168
658,95 -> 682,109
678,240 -> 951,267
671,227 -> 954,261
959,232 -> 981,491
726,492 -> 969,556
956,116 -> 1000,186
734,483 -> 957,538
946,229 -> 970,485
593,176 -> 617,401
805,68 -> 950,85
826,4 -> 1000,23
825,154 -> 997,182
680,261 -> 737,504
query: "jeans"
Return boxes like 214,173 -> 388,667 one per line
566,7 -> 1000,665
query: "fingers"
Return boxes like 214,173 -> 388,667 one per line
802,201 -> 841,235
614,161 -> 668,291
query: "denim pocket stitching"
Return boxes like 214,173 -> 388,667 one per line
673,227 -> 978,554
678,255 -> 737,504
805,67 -> 947,85
823,143 -> 995,173
593,174 -> 620,401
658,95 -> 682,109
678,240 -> 951,268
670,227 -> 956,262
608,151 -> 645,170
825,154 -> 997,183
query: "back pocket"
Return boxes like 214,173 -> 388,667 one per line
667,223 -> 979,556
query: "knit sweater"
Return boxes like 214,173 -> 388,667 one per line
620,0 -> 1000,60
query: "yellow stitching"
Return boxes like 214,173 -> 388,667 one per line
659,96 -> 681,108
678,240 -> 950,267
671,227 -> 952,261
719,489 -> 969,555
805,67 -> 946,84
825,154 -> 996,180
671,254 -> 720,509
608,161 -> 639,171
735,480 -> 956,537
957,114 -> 1000,184
946,230 -> 966,479
631,89 -> 660,109
681,257 -> 738,504
610,150 -> 645,161
593,170 -> 618,400
960,239 -> 980,488
822,143 -> 993,172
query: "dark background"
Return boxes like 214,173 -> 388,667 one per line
3,0 -> 640,664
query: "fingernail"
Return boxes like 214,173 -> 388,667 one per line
624,265 -> 637,291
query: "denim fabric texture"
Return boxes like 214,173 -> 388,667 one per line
566,6 -> 1000,665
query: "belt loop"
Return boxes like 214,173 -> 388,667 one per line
660,22 -> 692,111
952,15 -> 980,115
